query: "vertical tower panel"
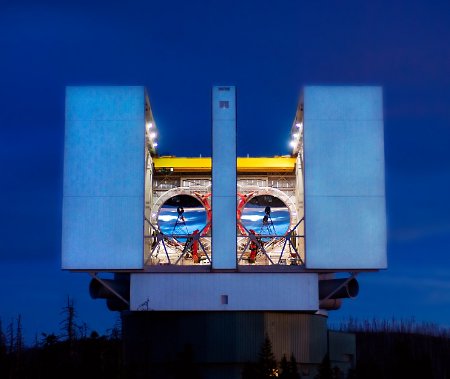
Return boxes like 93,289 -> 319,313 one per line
62,86 -> 145,269
212,86 -> 237,269
304,86 -> 387,269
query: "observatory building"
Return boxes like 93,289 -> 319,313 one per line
62,85 -> 386,378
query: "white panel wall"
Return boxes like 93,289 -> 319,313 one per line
130,273 -> 318,310
62,86 -> 145,269
304,86 -> 387,269
212,86 -> 237,269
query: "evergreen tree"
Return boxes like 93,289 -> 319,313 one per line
257,335 -> 278,378
315,353 -> 332,379
289,354 -> 301,379
242,336 -> 278,379
279,353 -> 301,379
279,355 -> 290,378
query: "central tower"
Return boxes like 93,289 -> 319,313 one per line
212,86 -> 237,270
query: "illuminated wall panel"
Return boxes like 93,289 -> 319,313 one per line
304,86 -> 387,269
62,86 -> 145,269
130,273 -> 319,310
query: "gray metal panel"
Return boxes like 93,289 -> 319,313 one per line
130,273 -> 318,311
212,86 -> 237,269
304,86 -> 386,269
62,86 -> 145,269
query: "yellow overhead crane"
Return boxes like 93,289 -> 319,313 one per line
153,156 -> 296,173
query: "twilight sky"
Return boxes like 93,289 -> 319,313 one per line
1,0 -> 450,342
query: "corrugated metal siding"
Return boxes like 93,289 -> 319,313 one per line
265,313 -> 327,364
308,315 -> 329,363
123,311 -> 328,365
122,311 -> 265,364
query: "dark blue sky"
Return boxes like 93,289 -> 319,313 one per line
1,0 -> 450,342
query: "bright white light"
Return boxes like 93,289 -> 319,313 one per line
241,215 -> 262,222
153,142 -> 158,147
289,140 -> 296,148
296,122 -> 303,129
146,121 -> 153,130
293,133 -> 299,139
150,132 -> 157,139
158,215 -> 177,222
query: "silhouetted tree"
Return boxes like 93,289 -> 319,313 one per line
258,335 -> 278,378
60,296 -> 77,342
315,353 -> 332,379
243,335 -> 279,379
6,319 -> 14,354
79,321 -> 89,339
0,319 -> 6,376
279,355 -> 290,378
41,332 -> 59,346
242,336 -> 282,378
15,314 -> 24,354
279,354 -> 301,378
107,314 -> 122,340
289,354 -> 301,379
0,318 -> 6,356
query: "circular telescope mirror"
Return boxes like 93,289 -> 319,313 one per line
240,195 -> 290,238
158,195 -> 207,239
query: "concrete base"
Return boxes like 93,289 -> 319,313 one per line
122,312 -> 355,378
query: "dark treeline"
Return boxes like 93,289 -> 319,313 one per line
335,318 -> 450,379
0,297 -> 124,379
2,305 -> 450,379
